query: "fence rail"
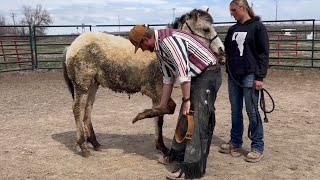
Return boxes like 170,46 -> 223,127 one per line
0,25 -> 34,72
0,19 -> 320,72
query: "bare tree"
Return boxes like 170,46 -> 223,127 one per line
0,15 -> 13,35
0,15 -> 19,35
20,4 -> 53,35
0,16 -> 5,26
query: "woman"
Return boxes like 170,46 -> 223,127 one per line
219,0 -> 269,163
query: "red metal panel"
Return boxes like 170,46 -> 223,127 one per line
0,37 -> 33,71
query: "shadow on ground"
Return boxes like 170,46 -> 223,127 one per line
52,131 -> 226,159
52,131 -> 173,160
212,135 -> 226,147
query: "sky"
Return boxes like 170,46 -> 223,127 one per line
0,0 -> 319,33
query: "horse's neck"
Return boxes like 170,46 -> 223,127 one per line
184,29 -> 211,49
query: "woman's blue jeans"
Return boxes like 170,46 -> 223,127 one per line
228,73 -> 264,153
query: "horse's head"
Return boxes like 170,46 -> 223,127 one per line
172,9 -> 225,63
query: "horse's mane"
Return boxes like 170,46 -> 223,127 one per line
170,9 -> 213,29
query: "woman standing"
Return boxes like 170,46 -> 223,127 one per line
219,0 -> 269,163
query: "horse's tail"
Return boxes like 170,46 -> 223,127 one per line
63,47 -> 74,100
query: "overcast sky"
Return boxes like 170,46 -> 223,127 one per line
0,0 -> 319,26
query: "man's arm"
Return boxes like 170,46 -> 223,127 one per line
181,81 -> 191,115
158,83 -> 174,109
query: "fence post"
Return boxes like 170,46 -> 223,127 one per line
311,19 -> 315,68
13,40 -> 21,68
28,25 -> 35,70
33,25 -> 38,69
0,41 -> 8,69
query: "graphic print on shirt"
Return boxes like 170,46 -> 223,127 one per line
232,32 -> 247,56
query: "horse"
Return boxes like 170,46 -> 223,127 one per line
63,9 -> 224,157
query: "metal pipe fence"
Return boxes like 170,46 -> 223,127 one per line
0,25 -> 34,72
0,19 -> 319,72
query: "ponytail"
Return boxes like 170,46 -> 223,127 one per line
247,5 -> 255,18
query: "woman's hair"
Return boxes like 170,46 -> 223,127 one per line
230,0 -> 255,18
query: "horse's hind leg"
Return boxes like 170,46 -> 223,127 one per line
73,89 -> 91,157
84,81 -> 101,151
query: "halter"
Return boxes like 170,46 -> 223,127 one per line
183,22 -> 219,47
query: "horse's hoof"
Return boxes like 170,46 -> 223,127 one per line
132,113 -> 144,123
93,143 -> 102,151
161,147 -> 169,156
156,142 -> 169,155
132,118 -> 138,124
81,150 -> 91,157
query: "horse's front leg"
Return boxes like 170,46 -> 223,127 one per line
154,115 -> 169,155
153,98 -> 176,155
132,98 -> 176,123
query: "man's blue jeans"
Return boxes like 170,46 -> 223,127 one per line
228,73 -> 264,153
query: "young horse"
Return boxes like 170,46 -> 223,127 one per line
63,9 -> 224,157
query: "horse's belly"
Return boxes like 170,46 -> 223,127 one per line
97,70 -> 142,94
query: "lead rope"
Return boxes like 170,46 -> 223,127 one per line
260,88 -> 275,123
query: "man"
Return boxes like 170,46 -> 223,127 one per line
129,25 -> 221,179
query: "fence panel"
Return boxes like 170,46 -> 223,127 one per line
0,25 -> 34,72
1,19 -> 320,73
33,25 -> 92,69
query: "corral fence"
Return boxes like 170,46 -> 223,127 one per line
0,25 -> 34,72
1,19 -> 320,72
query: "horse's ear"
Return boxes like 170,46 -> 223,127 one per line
206,8 -> 209,12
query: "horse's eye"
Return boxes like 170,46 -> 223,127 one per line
203,28 -> 210,33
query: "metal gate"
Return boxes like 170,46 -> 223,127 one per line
0,25 -> 34,72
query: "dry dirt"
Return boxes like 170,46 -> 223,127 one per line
0,68 -> 319,180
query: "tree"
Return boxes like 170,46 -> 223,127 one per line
0,15 -> 15,35
0,16 -> 7,35
20,4 -> 53,35
0,16 -> 5,26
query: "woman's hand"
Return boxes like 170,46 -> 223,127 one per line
218,53 -> 227,65
254,80 -> 264,90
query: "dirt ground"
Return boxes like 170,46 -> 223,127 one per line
0,68 -> 319,180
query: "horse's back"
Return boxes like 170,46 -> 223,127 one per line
66,32 -> 156,67
64,32 -> 158,93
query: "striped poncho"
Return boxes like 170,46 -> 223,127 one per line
154,28 -> 217,84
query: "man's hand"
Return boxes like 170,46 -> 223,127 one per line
154,104 -> 169,111
182,100 -> 191,115
254,80 -> 264,90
